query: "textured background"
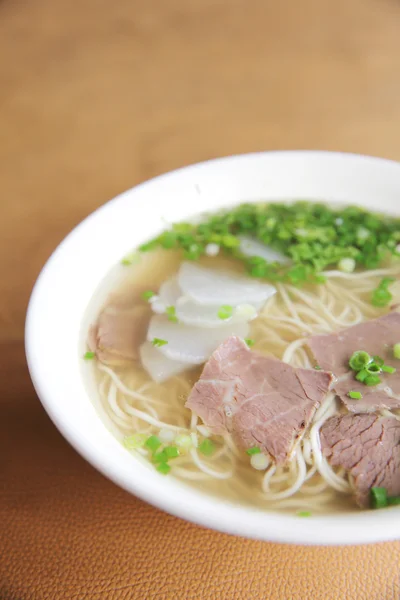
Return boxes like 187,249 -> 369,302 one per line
1,0 -> 400,598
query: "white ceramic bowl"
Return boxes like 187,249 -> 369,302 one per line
26,151 -> 400,545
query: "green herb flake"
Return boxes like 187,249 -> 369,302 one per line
364,374 -> 381,386
382,365 -> 396,374
245,338 -> 255,347
144,435 -> 161,452
123,433 -> 148,450
394,343 -> 400,360
314,365 -> 322,370
371,277 -> 395,307
297,511 -> 312,517
348,391 -> 363,400
142,290 -> 156,301
198,439 -> 216,456
152,338 -> 168,347
371,487 -> 388,509
83,351 -> 96,360
355,369 -> 369,383
217,305 -> 233,320
121,252 -> 140,266
156,462 -> 171,475
166,306 -> 178,323
164,446 -> 180,459
246,447 -> 261,455
349,351 -> 372,372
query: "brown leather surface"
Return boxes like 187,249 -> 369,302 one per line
1,0 -> 400,598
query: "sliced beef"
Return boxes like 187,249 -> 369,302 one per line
88,304 -> 148,365
185,336 -> 333,464
320,413 -> 400,507
307,312 -> 400,413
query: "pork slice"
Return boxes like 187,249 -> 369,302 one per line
320,413 -> 400,507
185,336 -> 333,464
88,305 -> 148,365
307,312 -> 400,412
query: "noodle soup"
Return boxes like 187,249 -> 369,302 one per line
82,201 -> 400,515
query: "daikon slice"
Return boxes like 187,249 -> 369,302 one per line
139,341 -> 191,383
147,315 -> 249,364
238,236 -> 290,264
178,262 -> 276,306
151,278 -> 181,314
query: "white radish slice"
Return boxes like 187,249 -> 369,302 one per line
178,262 -> 276,307
238,236 -> 290,264
175,297 -> 257,327
151,279 -> 181,314
147,315 -> 249,364
140,341 -> 191,383
152,276 -> 260,327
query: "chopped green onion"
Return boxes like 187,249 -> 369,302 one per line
365,362 -> 381,375
144,435 -> 161,452
245,338 -> 255,347
338,257 -> 356,273
314,365 -> 322,370
348,391 -> 363,400
371,487 -> 388,509
142,290 -> 156,301
152,338 -> 168,347
156,462 -> 171,475
217,305 -> 233,320
355,369 -> 369,383
297,511 -> 312,517
123,433 -> 147,449
152,450 -> 168,463
246,447 -> 261,455
198,439 -> 215,456
387,496 -> 400,506
164,446 -> 180,459
371,277 -> 395,307
83,351 -> 96,360
165,306 -> 178,323
394,343 -> 400,359
121,252 -> 140,266
349,351 -> 372,372
175,434 -> 192,450
382,365 -> 396,374
372,355 -> 384,367
364,374 -> 381,386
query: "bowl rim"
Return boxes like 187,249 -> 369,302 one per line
25,150 -> 400,545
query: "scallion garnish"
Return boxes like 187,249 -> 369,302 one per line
198,439 -> 215,456
164,446 -> 180,459
142,290 -> 156,301
365,362 -> 381,375
246,447 -> 261,455
165,306 -> 178,323
349,351 -> 372,372
364,374 -> 381,386
382,365 -> 396,374
314,365 -> 322,370
83,351 -> 96,360
123,434 -> 148,449
152,338 -> 168,347
144,435 -> 161,452
372,355 -> 384,367
371,487 -> 388,509
297,511 -> 312,517
348,391 -> 363,400
371,277 -> 395,307
355,369 -> 369,383
245,338 -> 255,347
394,343 -> 400,360
217,305 -> 233,320
156,462 -> 171,475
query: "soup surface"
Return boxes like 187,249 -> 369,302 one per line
82,202 -> 400,515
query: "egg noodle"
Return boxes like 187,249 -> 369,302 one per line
92,263 -> 400,513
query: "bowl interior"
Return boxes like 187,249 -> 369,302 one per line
26,151 -> 400,545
